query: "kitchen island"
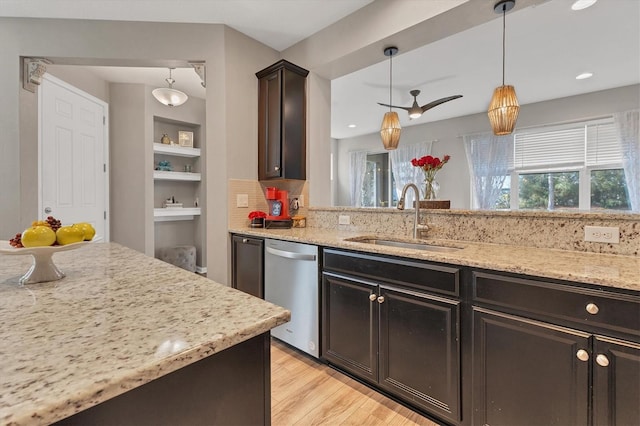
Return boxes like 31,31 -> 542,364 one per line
0,242 -> 290,425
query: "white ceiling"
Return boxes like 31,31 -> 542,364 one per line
4,0 -> 638,140
332,0 -> 640,138
0,0 -> 373,51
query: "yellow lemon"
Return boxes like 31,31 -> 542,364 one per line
22,226 -> 56,247
56,225 -> 85,246
72,222 -> 96,241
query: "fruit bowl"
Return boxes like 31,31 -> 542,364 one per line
0,240 -> 90,284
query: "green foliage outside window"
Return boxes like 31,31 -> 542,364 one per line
519,172 -> 579,210
591,169 -> 630,210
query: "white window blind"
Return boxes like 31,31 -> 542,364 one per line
512,119 -> 621,170
586,122 -> 622,166
514,127 -> 584,169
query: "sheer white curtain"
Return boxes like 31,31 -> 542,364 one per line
349,150 -> 368,207
463,132 -> 513,209
614,109 -> 640,212
389,141 -> 432,207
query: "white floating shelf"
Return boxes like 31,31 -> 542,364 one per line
153,171 -> 201,181
154,207 -> 201,222
153,143 -> 201,158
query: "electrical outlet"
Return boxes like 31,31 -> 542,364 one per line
236,194 -> 249,208
338,215 -> 350,225
584,226 -> 619,244
299,194 -> 305,207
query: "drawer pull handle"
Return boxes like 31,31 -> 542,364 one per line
377,296 -> 385,304
369,294 -> 377,302
586,303 -> 599,315
576,349 -> 589,362
596,354 -> 610,367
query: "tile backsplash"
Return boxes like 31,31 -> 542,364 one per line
228,179 -> 309,229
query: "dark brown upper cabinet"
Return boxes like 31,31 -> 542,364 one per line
256,60 -> 309,180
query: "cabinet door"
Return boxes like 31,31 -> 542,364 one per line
258,70 -> 282,180
378,286 -> 460,423
593,336 -> 640,426
473,308 -> 590,426
322,273 -> 378,383
231,236 -> 264,298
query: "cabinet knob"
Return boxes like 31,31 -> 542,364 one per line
586,303 -> 599,315
576,349 -> 589,362
242,238 -> 248,243
596,354 -> 610,367
377,296 -> 385,304
274,166 -> 280,171
369,294 -> 377,302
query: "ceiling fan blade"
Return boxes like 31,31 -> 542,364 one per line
420,95 -> 463,113
377,102 -> 412,111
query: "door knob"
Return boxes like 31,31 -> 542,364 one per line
596,354 -> 610,367
369,294 -> 377,302
576,349 -> 589,362
44,207 -> 52,214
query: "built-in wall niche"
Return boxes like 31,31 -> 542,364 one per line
153,115 -> 201,148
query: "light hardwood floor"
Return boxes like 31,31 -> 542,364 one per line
271,339 -> 441,426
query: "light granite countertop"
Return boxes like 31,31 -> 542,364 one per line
0,242 -> 289,426
230,227 -> 640,293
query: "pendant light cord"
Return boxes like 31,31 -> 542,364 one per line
389,52 -> 393,112
502,5 -> 506,86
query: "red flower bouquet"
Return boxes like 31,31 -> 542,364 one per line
410,155 -> 450,200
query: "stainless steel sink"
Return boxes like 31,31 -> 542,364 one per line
345,237 -> 462,253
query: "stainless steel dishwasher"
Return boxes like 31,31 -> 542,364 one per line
264,238 -> 319,358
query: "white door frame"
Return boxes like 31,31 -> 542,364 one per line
38,73 -> 110,241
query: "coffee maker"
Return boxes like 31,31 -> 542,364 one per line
265,187 -> 293,228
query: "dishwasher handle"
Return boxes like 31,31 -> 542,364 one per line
266,246 -> 317,261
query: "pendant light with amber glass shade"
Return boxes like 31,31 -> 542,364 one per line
380,47 -> 401,150
488,0 -> 519,135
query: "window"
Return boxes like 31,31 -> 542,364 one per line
502,118 -> 630,211
361,152 -> 396,207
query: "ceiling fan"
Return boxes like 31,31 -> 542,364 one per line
378,89 -> 463,119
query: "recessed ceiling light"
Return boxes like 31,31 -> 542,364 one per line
348,124 -> 357,128
576,72 -> 593,80
571,0 -> 597,11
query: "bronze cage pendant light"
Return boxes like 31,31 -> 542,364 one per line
488,0 -> 520,136
380,46 -> 401,150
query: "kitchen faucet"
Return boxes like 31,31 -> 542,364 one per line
397,183 -> 422,239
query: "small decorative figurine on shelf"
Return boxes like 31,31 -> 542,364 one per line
155,160 -> 173,171
161,134 -> 171,145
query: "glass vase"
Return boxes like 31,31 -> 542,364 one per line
423,178 -> 439,200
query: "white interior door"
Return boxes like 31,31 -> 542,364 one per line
39,74 -> 109,241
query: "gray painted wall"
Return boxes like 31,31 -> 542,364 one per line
334,85 -> 640,207
0,17 -> 278,285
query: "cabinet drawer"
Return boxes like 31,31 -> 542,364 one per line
323,249 -> 459,296
473,271 -> 640,337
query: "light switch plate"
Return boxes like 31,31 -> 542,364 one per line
236,194 -> 249,208
584,226 -> 619,244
